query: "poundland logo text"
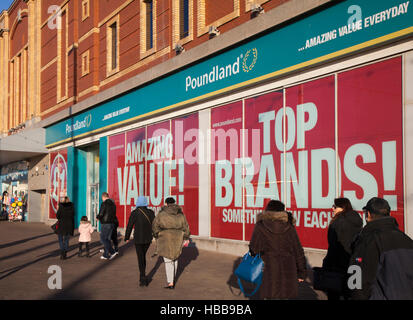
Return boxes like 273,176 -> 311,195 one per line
185,55 -> 243,92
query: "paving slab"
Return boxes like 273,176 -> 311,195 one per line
0,221 -> 326,300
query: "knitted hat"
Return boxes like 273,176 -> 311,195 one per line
136,196 -> 148,207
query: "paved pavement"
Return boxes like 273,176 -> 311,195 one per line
0,221 -> 326,300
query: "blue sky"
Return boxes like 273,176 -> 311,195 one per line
0,0 -> 14,13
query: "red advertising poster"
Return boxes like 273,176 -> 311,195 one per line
338,57 -> 404,230
125,127 -> 147,224
146,121 -> 171,213
285,76 -> 336,249
49,149 -> 68,219
211,101 -> 243,240
244,91 -> 284,241
172,113 -> 199,235
108,133 -> 126,228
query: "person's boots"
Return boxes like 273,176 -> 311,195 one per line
60,250 -> 65,260
85,249 -> 90,258
62,251 -> 67,260
78,248 -> 83,257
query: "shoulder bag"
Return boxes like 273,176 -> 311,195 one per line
51,221 -> 59,234
234,252 -> 264,297
138,208 -> 152,225
312,267 -> 345,294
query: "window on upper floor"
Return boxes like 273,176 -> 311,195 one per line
145,0 -> 154,50
140,0 -> 157,59
172,0 -> 193,48
180,0 -> 190,39
81,0 -> 90,21
81,50 -> 90,77
106,16 -> 119,76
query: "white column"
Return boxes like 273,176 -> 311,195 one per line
198,108 -> 211,237
404,50 -> 413,238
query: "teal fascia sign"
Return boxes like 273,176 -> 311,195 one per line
46,0 -> 413,146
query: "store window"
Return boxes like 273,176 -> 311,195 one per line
337,57 -> 404,231
207,56 -> 404,248
1,161 -> 29,221
108,113 -> 200,235
49,150 -> 68,219
106,57 -> 404,249
211,101 -> 243,240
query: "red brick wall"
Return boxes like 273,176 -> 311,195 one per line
40,0 -> 293,120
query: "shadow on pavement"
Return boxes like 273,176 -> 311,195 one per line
0,231 -> 83,261
0,232 -> 55,249
0,239 -> 103,280
46,241 -> 133,300
147,256 -> 163,285
145,240 -> 199,287
175,240 -> 199,285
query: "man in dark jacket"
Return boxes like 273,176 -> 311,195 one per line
56,196 -> 75,260
97,192 -> 117,260
349,197 -> 413,300
125,196 -> 155,287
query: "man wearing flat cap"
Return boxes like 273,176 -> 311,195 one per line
349,197 -> 413,300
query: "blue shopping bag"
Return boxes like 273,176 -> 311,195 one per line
234,252 -> 264,297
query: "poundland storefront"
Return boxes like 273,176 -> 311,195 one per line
44,0 -> 413,261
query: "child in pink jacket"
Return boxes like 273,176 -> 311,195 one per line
78,216 -> 95,257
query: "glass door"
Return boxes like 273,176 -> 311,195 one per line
88,183 -> 99,228
84,144 -> 100,228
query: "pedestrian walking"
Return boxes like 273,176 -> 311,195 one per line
78,216 -> 95,257
249,200 -> 306,300
96,192 -> 118,260
349,197 -> 413,300
56,196 -> 75,260
124,196 -> 155,287
322,197 -> 363,300
99,215 -> 119,255
152,197 -> 190,289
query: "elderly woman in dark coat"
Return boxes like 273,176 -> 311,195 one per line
56,196 -> 75,260
249,200 -> 306,300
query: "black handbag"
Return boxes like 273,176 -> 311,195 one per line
313,267 -> 345,293
51,221 -> 59,234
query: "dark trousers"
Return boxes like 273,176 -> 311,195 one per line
58,234 -> 70,252
111,227 -> 119,251
79,242 -> 90,252
135,243 -> 150,280
100,223 -> 115,258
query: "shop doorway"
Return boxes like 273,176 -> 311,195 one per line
87,184 -> 99,228
80,144 -> 100,228
86,144 -> 99,228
